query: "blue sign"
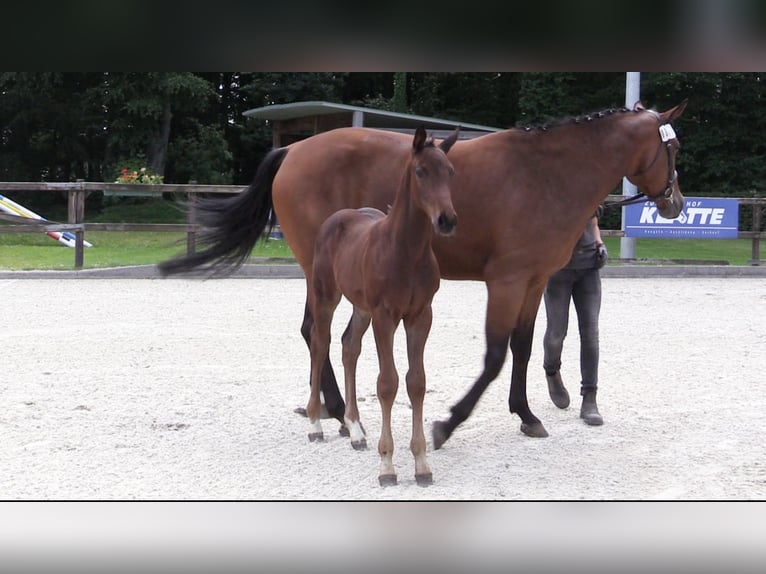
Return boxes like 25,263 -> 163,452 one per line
624,197 -> 739,238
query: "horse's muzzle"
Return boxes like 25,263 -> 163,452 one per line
436,213 -> 458,236
657,181 -> 685,220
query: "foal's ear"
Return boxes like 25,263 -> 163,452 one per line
633,101 -> 646,111
413,125 -> 427,152
662,98 -> 689,123
440,127 -> 460,154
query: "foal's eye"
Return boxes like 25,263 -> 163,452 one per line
415,166 -> 425,178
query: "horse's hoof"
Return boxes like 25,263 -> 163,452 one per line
520,421 -> 548,438
308,432 -> 325,442
415,473 -> 433,486
432,420 -> 450,450
379,474 -> 398,487
351,438 -> 367,451
338,424 -> 350,437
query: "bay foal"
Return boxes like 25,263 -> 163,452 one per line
306,126 -> 458,486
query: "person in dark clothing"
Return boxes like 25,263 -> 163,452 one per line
543,214 -> 608,425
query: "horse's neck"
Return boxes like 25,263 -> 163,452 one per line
535,116 -> 650,209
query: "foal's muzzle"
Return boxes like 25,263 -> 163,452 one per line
436,213 -> 458,236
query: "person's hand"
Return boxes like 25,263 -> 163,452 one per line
596,243 -> 608,268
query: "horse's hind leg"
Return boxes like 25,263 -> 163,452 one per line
372,312 -> 399,486
300,297 -> 347,434
404,307 -> 434,486
341,307 -> 371,450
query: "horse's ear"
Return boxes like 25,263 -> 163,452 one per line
633,101 -> 645,111
413,126 -> 427,152
662,98 -> 689,123
440,127 -> 460,154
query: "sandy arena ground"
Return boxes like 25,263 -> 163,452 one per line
1,275 -> 764,500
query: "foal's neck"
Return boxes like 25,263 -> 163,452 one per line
382,170 -> 434,258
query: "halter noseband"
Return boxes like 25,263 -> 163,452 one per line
605,120 -> 679,211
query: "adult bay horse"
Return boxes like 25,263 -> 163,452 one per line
307,126 -> 458,485
158,100 -> 688,450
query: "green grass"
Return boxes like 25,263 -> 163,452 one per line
0,197 -> 294,270
0,232 -> 757,270
601,237 -> 756,266
0,197 -> 759,269
0,232 -> 294,270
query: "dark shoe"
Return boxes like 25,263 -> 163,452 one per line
546,372 -> 570,409
580,389 -> 603,426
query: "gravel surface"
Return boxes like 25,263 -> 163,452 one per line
1,276 -> 764,500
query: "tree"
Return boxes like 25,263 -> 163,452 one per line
644,72 -> 765,198
410,73 -> 521,127
101,72 -> 214,179
516,72 -> 624,125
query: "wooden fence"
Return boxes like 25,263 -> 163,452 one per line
1,182 -> 764,268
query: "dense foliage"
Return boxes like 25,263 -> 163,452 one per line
1,73 -> 763,211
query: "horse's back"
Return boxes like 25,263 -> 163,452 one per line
272,128 -> 412,270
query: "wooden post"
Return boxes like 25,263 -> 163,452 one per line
186,181 -> 197,257
68,180 -> 86,269
751,204 -> 761,266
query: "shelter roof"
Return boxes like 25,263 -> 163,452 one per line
243,100 -> 502,141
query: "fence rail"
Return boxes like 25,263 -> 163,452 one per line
0,182 -> 764,268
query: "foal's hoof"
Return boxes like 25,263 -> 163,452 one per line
308,432 -> 325,442
351,438 -> 368,451
379,474 -> 398,487
338,424 -> 350,437
431,420 -> 450,450
415,473 -> 433,487
520,421 -> 549,438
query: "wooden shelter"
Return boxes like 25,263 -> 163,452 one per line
242,101 -> 501,147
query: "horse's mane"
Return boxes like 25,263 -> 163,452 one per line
517,106 -> 635,132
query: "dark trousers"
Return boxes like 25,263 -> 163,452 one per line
542,266 -> 601,392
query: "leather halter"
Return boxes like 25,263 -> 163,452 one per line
605,122 -> 680,211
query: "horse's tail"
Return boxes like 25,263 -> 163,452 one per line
157,147 -> 289,277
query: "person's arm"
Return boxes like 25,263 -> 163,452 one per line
592,216 -> 608,267
590,215 -> 603,246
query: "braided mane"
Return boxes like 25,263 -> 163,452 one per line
519,106 -> 635,132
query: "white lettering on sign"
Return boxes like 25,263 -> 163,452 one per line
639,206 -> 726,225
684,208 -> 726,225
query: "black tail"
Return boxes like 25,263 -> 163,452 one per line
157,147 -> 289,277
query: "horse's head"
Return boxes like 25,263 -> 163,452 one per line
627,99 -> 688,219
411,125 -> 459,236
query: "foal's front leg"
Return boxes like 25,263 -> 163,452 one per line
404,306 -> 434,486
372,312 -> 399,486
341,306 -> 371,450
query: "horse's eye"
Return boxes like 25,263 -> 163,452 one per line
415,166 -> 425,178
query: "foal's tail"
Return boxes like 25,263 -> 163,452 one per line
157,147 -> 288,277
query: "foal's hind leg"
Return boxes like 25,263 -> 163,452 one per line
341,306 -> 371,450
306,292 -> 340,443
404,307 -> 434,486
299,298 -> 348,435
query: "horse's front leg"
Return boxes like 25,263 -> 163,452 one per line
404,306 -> 433,486
433,279 -> 515,450
371,311 -> 399,486
509,288 -> 548,438
341,306 -> 371,450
